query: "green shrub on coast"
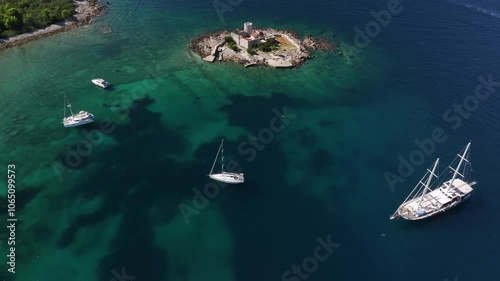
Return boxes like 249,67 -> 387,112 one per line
224,35 -> 235,44
256,38 -> 278,52
223,36 -> 241,52
247,47 -> 258,55
0,0 -> 75,38
228,43 -> 240,52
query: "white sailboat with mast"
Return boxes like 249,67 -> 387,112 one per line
62,90 -> 94,128
208,139 -> 244,184
390,141 -> 477,220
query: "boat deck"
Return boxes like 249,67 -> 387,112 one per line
397,179 -> 475,220
452,178 -> 474,194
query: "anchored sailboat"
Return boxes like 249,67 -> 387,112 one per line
62,91 -> 94,128
208,139 -> 244,184
390,141 -> 477,220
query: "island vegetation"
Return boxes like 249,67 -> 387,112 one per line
224,36 -> 240,52
0,0 -> 105,51
0,0 -> 76,38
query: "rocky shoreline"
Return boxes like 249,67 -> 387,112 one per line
0,0 -> 106,52
190,27 -> 339,68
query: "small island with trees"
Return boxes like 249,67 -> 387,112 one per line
190,22 -> 339,68
0,0 -> 105,50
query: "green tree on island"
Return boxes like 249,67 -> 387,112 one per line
224,36 -> 241,52
224,36 -> 234,44
2,6 -> 22,30
0,0 -> 75,38
256,38 -> 278,52
247,47 -> 258,56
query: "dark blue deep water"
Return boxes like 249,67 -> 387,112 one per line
0,0 -> 499,280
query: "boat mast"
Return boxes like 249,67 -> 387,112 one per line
68,101 -> 74,117
425,158 -> 439,193
221,139 -> 225,173
64,88 -> 74,117
209,139 -> 223,175
418,158 -> 439,206
447,141 -> 471,190
391,158 -> 439,219
63,93 -> 66,119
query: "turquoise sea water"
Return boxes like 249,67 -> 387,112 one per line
1,0 -> 500,280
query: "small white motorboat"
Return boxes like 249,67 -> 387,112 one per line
91,78 -> 110,89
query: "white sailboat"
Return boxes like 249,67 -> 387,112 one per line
390,141 -> 477,220
62,91 -> 94,128
208,139 -> 244,184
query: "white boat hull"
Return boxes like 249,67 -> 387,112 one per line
91,79 -> 110,89
391,186 -> 473,220
63,118 -> 94,128
393,195 -> 471,220
209,173 -> 244,184
63,112 -> 95,128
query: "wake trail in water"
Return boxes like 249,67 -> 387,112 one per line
448,0 -> 500,19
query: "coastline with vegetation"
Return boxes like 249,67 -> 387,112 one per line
0,0 -> 105,51
190,26 -> 341,68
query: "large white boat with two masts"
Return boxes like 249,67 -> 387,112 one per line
62,92 -> 94,128
390,142 -> 477,220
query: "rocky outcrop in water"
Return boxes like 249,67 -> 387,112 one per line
189,31 -> 228,58
303,35 -> 339,53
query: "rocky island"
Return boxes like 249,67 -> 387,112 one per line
190,22 -> 338,68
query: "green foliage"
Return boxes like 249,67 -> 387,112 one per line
228,42 -> 240,52
22,12 -> 33,25
247,47 -> 258,56
224,35 -> 235,44
257,38 -> 278,52
3,7 -> 21,30
61,9 -> 71,19
38,8 -> 52,26
225,36 -> 240,52
0,0 -> 75,37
